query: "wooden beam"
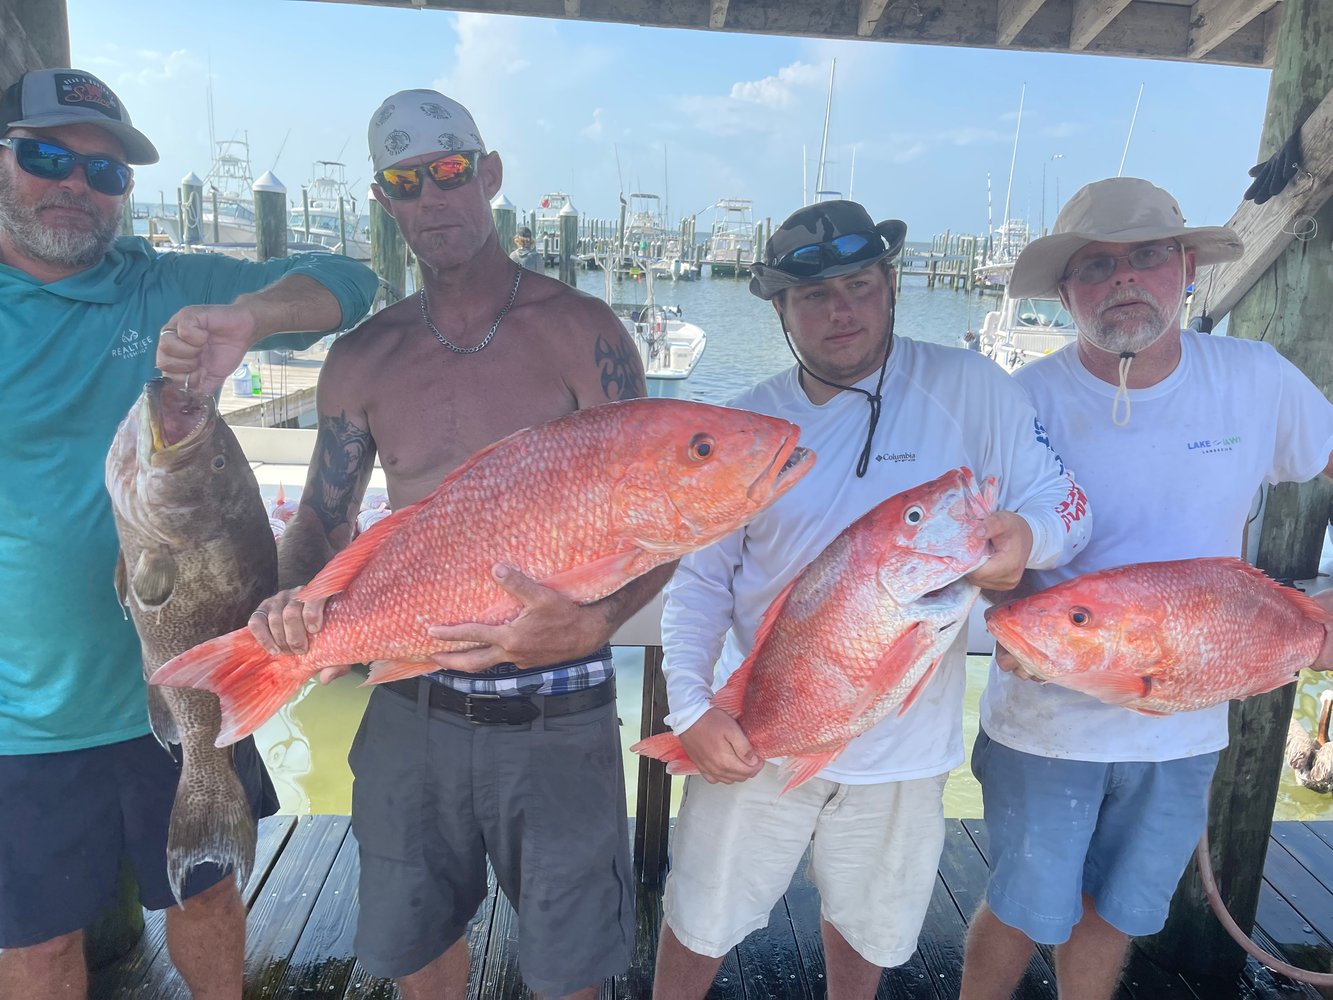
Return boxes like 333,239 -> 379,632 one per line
709,0 -> 729,30
564,0 -> 579,16
996,0 -> 1047,46
1189,85 -> 1333,324
1069,0 -> 1133,50
858,0 -> 891,37
1188,0 -> 1272,59
0,0 -> 69,85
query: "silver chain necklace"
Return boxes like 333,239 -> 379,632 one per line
420,266 -> 523,355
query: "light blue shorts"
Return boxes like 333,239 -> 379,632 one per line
971,728 -> 1219,944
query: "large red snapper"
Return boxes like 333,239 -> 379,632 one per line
632,467 -> 997,792
152,398 -> 814,746
984,557 -> 1331,715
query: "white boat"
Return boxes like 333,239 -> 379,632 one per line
975,274 -> 1077,374
533,191 -> 571,265
287,161 -> 371,259
703,198 -> 756,277
602,260 -> 706,393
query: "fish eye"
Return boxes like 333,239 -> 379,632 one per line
688,434 -> 715,461
211,455 -> 227,472
1069,606 -> 1092,626
904,504 -> 925,525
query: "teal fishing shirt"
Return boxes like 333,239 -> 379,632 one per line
0,237 -> 378,754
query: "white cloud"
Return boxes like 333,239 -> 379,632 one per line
729,62 -> 823,106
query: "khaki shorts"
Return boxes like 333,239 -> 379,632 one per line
663,763 -> 947,968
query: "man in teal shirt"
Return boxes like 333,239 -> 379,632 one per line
0,68 -> 376,1000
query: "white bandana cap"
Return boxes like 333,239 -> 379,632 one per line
367,89 -> 486,173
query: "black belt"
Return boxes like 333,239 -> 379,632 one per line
384,675 -> 615,725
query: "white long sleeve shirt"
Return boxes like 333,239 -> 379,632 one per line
662,336 -> 1091,783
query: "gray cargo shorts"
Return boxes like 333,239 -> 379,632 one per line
348,677 -> 634,995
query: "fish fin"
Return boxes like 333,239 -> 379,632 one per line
298,495 -> 432,604
475,549 -> 651,621
113,552 -> 129,612
151,630 -> 302,747
363,659 -> 439,686
629,732 -> 699,774
166,749 -> 256,905
1058,671 -> 1152,707
845,623 -> 934,721
146,685 -> 180,748
709,659 -> 756,719
780,749 -> 843,794
897,652 -> 947,716
132,549 -> 177,608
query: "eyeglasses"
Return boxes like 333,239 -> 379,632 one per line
1063,244 -> 1179,285
771,231 -> 887,277
0,137 -> 132,196
374,152 -> 480,200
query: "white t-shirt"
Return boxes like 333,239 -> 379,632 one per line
661,336 -> 1092,784
980,331 -> 1333,762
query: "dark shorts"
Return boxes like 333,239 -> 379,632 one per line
349,678 -> 634,995
972,728 -> 1219,943
0,733 -> 278,948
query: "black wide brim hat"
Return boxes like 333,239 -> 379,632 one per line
749,200 -> 906,300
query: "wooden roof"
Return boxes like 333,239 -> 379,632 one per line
305,0 -> 1282,68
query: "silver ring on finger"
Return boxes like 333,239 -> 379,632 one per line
250,609 -> 269,620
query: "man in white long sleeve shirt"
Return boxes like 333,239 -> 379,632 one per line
650,200 -> 1092,1000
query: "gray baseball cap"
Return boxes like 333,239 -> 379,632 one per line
749,200 -> 906,300
1,68 -> 158,164
1009,177 -> 1242,297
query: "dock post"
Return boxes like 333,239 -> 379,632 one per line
210,188 -> 220,244
301,186 -> 310,242
337,196 -> 347,255
252,170 -> 287,260
1140,0 -> 1333,977
491,192 -> 516,254
120,199 -> 133,238
370,198 -> 406,305
558,201 -> 579,287
180,171 -> 202,244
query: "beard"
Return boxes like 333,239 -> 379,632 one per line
1073,285 -> 1182,354
0,169 -> 122,268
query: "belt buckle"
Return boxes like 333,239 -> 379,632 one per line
463,692 -> 540,726
463,692 -> 501,725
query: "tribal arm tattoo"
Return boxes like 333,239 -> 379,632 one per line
594,334 -> 646,401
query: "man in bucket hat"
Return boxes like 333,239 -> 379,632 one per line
651,199 -> 1092,998
961,177 -> 1333,1000
0,67 -> 376,1000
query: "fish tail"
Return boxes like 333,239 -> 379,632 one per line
152,630 -> 304,747
629,733 -> 700,775
166,754 -> 257,906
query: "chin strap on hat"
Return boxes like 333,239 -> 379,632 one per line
1112,352 -> 1135,427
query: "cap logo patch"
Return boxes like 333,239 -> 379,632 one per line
420,102 -> 452,120
384,130 -> 410,157
54,72 -> 119,118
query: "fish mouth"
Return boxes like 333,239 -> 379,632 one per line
982,606 -> 1048,676
143,377 -> 215,460
748,434 -> 814,503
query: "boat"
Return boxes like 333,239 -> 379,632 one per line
600,254 -> 706,394
286,161 -> 372,259
533,191 -> 572,266
621,193 -> 673,268
703,198 -> 757,277
974,267 -> 1077,374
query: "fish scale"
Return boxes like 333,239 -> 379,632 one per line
152,397 -> 814,746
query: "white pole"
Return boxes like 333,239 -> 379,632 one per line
1118,83 -> 1145,177
815,59 -> 836,200
1001,83 -> 1025,253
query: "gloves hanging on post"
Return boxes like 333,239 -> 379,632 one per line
1244,129 -> 1303,205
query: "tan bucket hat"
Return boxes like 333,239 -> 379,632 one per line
1009,177 -> 1243,298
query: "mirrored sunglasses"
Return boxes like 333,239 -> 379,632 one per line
1064,244 -> 1179,285
375,152 -> 479,200
770,231 -> 887,278
0,137 -> 132,197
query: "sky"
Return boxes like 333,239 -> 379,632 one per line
66,0 -> 1275,243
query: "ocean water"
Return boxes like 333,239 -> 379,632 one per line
249,264 -> 1333,823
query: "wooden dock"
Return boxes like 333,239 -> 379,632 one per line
90,815 -> 1333,999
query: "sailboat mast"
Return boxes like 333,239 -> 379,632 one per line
1118,83 -> 1144,177
814,59 -> 835,201
1001,83 -> 1025,246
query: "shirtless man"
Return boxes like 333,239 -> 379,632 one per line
250,90 -> 666,1000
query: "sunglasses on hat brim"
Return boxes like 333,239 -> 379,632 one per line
769,231 -> 888,278
0,137 -> 132,197
375,152 -> 480,200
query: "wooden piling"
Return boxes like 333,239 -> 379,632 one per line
253,170 -> 287,260
491,193 -> 516,254
210,188 -> 220,244
180,172 -> 202,244
1140,0 -> 1333,977
370,199 -> 406,305
558,201 -> 579,287
337,196 -> 347,256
